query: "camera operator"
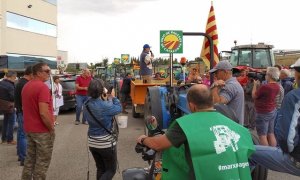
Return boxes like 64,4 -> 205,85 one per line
252,67 -> 280,147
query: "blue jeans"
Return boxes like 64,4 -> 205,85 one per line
1,111 -> 16,142
76,95 -> 88,122
17,112 -> 27,161
250,145 -> 300,176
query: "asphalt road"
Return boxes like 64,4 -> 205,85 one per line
0,109 -> 299,180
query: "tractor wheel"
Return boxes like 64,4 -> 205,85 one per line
144,87 -> 162,135
144,89 -> 152,135
251,131 -> 268,180
132,106 -> 140,118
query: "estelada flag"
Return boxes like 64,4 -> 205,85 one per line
200,1 -> 219,69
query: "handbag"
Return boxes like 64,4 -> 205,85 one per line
0,98 -> 14,113
85,101 -> 119,141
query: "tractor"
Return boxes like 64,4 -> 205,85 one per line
143,41 -> 271,179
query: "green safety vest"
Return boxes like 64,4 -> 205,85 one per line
162,112 -> 255,180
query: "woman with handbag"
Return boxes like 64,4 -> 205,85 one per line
83,79 -> 122,180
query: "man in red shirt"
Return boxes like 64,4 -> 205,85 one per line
75,68 -> 92,125
21,62 -> 55,180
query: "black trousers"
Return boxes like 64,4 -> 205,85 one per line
89,146 -> 117,180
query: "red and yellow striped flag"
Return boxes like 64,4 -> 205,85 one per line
200,2 -> 219,68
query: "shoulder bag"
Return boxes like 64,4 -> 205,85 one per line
85,102 -> 119,141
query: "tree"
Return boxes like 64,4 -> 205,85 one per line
103,58 -> 108,67
89,62 -> 94,69
174,58 -> 178,64
94,62 -> 102,68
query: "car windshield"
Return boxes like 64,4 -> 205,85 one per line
61,80 -> 75,89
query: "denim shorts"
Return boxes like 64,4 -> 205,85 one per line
255,109 -> 277,136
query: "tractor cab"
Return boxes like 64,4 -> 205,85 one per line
229,43 -> 275,70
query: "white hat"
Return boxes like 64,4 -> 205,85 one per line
291,58 -> 300,68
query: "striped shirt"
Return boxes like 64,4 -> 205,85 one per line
88,134 -> 116,149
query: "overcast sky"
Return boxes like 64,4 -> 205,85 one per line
57,0 -> 299,64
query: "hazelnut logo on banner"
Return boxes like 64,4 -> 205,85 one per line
160,30 -> 183,54
121,54 -> 130,64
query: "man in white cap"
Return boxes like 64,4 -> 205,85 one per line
250,58 -> 300,176
209,60 -> 245,125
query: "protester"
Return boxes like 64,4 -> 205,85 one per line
140,44 -> 154,83
250,59 -> 300,176
0,71 -> 17,145
75,68 -> 92,125
154,72 -> 164,80
275,82 -> 284,109
252,67 -> 279,147
53,76 -> 64,125
244,77 -> 256,129
237,69 -> 249,87
21,62 -> 55,179
83,79 -> 121,180
279,69 -> 294,95
120,73 -> 132,114
137,84 -> 254,180
201,73 -> 211,87
14,66 -> 33,166
210,60 -> 245,125
187,68 -> 201,83
177,70 -> 187,81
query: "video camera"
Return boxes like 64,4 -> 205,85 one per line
247,71 -> 266,82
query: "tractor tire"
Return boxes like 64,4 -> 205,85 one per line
251,131 -> 268,180
132,106 -> 140,118
144,87 -> 163,135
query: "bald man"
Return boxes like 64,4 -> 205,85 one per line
136,84 -> 254,180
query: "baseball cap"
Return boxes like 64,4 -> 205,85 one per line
291,58 -> 300,72
143,44 -> 151,49
209,60 -> 233,73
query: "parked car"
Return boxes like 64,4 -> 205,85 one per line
58,75 -> 76,111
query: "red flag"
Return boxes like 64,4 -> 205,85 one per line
200,2 -> 219,69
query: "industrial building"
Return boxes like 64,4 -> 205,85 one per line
0,0 -> 57,74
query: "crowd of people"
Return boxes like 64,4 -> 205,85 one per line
137,55 -> 300,178
1,45 -> 300,179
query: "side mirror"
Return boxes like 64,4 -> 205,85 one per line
145,116 -> 158,131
